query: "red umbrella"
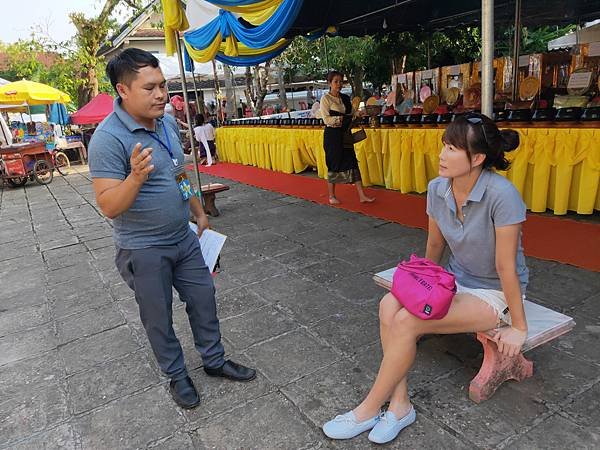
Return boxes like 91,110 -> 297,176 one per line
70,93 -> 114,125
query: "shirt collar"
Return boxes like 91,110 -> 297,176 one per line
113,97 -> 163,133
466,169 -> 491,203
435,169 -> 491,211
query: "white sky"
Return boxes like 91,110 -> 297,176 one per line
1,0 -> 105,44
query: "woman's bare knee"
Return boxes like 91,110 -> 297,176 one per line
389,309 -> 421,338
379,293 -> 401,327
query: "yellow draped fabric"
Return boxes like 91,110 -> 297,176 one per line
215,126 -> 600,215
162,0 -> 189,56
216,0 -> 284,24
169,0 -> 290,62
184,36 -> 289,62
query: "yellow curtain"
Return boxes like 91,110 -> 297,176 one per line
162,0 -> 189,56
215,126 -> 600,215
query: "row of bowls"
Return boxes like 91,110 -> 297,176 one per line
222,107 -> 600,127
223,118 -> 324,126
379,107 -> 600,125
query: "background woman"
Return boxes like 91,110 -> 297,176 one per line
320,71 -> 374,205
194,113 -> 217,166
322,113 -> 529,444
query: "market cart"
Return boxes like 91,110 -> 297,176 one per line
0,141 -> 55,186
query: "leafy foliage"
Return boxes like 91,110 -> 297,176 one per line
0,0 -> 151,108
0,39 -> 82,110
496,24 -> 576,56
69,0 -> 150,106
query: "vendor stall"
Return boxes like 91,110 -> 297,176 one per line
70,93 -> 113,125
0,79 -> 73,180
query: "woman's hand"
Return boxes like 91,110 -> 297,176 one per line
491,326 -> 527,357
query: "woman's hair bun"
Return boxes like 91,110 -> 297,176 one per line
500,129 -> 520,152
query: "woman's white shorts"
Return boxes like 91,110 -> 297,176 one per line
456,283 -> 524,326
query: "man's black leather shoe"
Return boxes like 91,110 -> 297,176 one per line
169,376 -> 200,409
204,360 -> 256,381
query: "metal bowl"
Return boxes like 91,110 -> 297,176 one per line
580,107 -> 600,121
421,114 -> 438,124
555,107 -> 582,121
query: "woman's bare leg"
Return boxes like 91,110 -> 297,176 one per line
378,294 -> 411,417
353,294 -> 498,421
355,181 -> 374,202
328,182 -> 340,204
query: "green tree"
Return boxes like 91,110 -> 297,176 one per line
0,39 -> 85,109
496,24 -> 576,56
275,37 -> 324,82
1,1 -> 154,108
69,0 -> 151,106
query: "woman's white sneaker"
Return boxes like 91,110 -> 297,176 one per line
368,406 -> 416,444
322,411 -> 380,439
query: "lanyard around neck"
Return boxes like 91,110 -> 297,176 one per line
146,121 -> 176,164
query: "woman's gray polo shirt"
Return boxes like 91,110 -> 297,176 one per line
426,170 -> 529,292
88,99 -> 189,250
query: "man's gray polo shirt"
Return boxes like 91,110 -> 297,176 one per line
88,99 -> 189,250
426,170 -> 529,292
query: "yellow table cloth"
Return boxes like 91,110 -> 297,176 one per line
215,126 -> 600,215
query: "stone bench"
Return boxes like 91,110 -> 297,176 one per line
373,267 -> 575,403
201,183 -> 230,217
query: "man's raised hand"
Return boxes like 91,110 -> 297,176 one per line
130,143 -> 154,184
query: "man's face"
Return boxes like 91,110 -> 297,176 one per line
117,65 -> 167,121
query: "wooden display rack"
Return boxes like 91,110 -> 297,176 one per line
414,67 -> 441,102
440,63 -> 472,103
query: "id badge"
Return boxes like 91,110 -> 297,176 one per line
173,165 -> 194,200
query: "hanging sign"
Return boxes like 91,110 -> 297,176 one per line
588,42 -> 600,57
519,55 -> 530,67
448,65 -> 460,75
567,71 -> 592,90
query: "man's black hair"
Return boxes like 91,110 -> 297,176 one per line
106,48 -> 160,94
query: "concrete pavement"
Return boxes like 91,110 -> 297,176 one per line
1,166 -> 599,449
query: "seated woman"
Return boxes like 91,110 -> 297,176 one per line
323,113 -> 529,444
193,113 -> 217,165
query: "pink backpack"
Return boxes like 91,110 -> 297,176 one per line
391,254 -> 457,320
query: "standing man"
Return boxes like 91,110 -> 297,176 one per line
88,48 -> 255,410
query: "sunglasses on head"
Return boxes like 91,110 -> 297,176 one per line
465,113 -> 483,124
465,114 -> 490,144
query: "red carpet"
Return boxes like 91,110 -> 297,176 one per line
190,162 -> 600,272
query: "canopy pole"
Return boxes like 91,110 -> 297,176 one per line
510,0 -> 522,102
211,59 -> 222,126
192,72 -> 205,118
175,34 -> 203,200
481,0 -> 494,117
191,71 -> 201,117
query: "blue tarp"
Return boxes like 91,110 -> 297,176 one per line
49,103 -> 69,125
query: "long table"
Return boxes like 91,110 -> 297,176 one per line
215,126 -> 600,215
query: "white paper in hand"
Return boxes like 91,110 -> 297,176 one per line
188,223 -> 227,272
